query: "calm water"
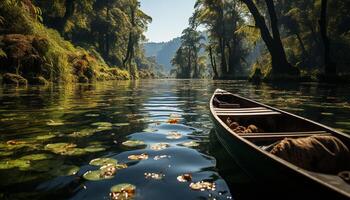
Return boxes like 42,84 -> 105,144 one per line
0,80 -> 349,200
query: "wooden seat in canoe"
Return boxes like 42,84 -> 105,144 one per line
241,131 -> 331,142
216,111 -> 281,116
214,107 -> 273,113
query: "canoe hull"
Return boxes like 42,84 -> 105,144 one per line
210,89 -> 350,199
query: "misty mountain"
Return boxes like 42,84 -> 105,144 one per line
143,37 -> 181,73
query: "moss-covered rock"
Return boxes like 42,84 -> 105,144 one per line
2,73 -> 27,85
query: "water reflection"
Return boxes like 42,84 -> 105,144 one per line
0,80 -> 349,199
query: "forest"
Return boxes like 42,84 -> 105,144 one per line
172,0 -> 350,82
0,0 -> 162,85
0,0 -> 350,84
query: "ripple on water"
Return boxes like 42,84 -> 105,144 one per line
1,80 -> 350,199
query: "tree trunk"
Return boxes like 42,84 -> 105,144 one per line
193,50 -> 199,78
60,0 -> 75,36
187,48 -> 192,78
209,46 -> 219,79
219,37 -> 227,75
319,0 -> 335,75
241,0 -> 295,76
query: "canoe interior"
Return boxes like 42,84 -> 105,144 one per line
213,92 -> 350,147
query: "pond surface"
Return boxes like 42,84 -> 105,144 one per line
0,80 -> 349,200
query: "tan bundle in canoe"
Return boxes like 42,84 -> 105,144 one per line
270,135 -> 350,174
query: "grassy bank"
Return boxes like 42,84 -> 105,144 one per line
0,1 -> 136,86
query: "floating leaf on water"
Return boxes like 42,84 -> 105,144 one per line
181,141 -> 200,147
153,155 -> 171,160
83,164 -> 117,181
0,151 -> 13,156
110,183 -> 136,200
84,146 -> 106,153
6,140 -> 26,145
167,118 -> 180,124
68,129 -> 96,138
19,153 -> 53,161
89,158 -> 118,166
60,148 -> 87,156
128,153 -> 149,161
91,122 -> 113,127
51,165 -> 80,176
36,134 -> 56,140
44,143 -> 86,156
122,140 -> 145,147
115,163 -> 128,169
177,173 -> 192,182
189,181 -> 216,191
166,132 -> 182,140
150,143 -> 170,151
28,159 -> 64,172
0,159 -> 30,170
114,123 -> 130,127
47,120 -> 64,126
45,143 -> 76,150
144,172 -> 165,180
143,128 -> 158,133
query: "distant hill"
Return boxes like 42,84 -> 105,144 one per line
143,37 -> 181,74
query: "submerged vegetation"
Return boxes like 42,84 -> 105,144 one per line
172,0 -> 350,82
0,0 -> 161,85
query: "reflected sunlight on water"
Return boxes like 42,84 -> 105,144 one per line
0,80 -> 349,199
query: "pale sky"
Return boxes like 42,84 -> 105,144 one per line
139,0 -> 196,43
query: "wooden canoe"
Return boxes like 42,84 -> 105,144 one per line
210,89 -> 350,199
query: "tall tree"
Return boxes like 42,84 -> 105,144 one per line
241,0 -> 298,76
319,0 -> 335,75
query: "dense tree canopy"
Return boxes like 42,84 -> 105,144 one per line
173,0 -> 350,81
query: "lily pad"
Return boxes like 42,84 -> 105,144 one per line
189,181 -> 216,191
122,140 -> 145,147
144,172 -> 165,180
45,143 -> 77,150
114,123 -> 130,127
177,173 -> 192,182
0,159 -> 30,170
84,146 -> 106,153
19,153 -> 53,161
28,159 -> 64,172
36,134 -> 56,140
181,141 -> 200,147
110,183 -> 136,200
60,148 -> 87,156
89,158 -> 118,166
91,122 -> 113,127
128,153 -> 149,161
0,151 -> 13,156
45,143 -> 78,155
50,165 -> 80,176
83,165 -> 117,181
166,132 -> 182,140
150,143 -> 170,151
67,129 -> 96,138
47,120 -> 64,126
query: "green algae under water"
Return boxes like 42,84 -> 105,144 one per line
0,80 -> 349,199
